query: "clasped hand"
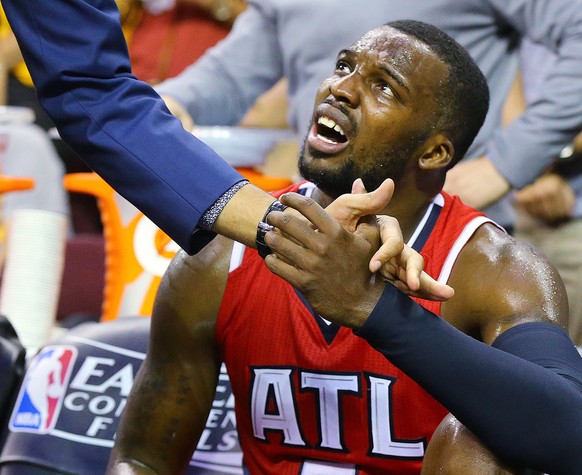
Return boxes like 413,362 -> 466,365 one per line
263,179 -> 454,329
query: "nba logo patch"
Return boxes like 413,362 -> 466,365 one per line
9,345 -> 77,434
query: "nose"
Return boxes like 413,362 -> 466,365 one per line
328,73 -> 360,107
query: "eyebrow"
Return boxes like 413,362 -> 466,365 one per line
378,63 -> 409,93
337,49 -> 410,94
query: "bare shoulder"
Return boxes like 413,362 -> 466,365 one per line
443,223 -> 568,344
163,235 -> 235,289
153,235 -> 235,330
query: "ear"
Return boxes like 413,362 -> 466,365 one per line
417,134 -> 454,170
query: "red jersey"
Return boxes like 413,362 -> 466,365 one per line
216,182 -> 493,474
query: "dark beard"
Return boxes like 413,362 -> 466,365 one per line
298,143 -> 411,199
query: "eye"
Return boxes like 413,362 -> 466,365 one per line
335,59 -> 352,75
376,81 -> 394,98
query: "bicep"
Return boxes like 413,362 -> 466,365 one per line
445,227 -> 569,345
480,250 -> 568,345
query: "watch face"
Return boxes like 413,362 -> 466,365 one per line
263,200 -> 288,221
257,221 -> 274,242
256,221 -> 274,258
258,221 -> 274,232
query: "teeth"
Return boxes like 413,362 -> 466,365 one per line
317,116 -> 345,137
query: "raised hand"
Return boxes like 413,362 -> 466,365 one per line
329,179 -> 454,301
264,191 -> 454,329
514,172 -> 575,224
324,178 -> 395,233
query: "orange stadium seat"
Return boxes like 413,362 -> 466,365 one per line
0,176 -> 35,194
64,170 -> 292,321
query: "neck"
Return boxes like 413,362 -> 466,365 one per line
384,194 -> 436,242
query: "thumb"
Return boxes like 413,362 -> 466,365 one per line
326,179 -> 395,232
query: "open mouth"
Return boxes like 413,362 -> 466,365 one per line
307,104 -> 352,155
316,116 -> 348,144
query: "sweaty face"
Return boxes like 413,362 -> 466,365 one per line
299,26 -> 448,198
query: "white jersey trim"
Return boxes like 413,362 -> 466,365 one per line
229,241 -> 246,272
437,216 -> 502,285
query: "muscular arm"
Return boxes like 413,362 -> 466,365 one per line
106,238 -> 233,474
421,413 -> 542,475
356,226 -> 582,473
442,224 -> 568,341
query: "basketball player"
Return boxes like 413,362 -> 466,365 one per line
107,21 -> 582,474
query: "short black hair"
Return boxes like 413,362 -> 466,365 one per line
387,20 -> 490,166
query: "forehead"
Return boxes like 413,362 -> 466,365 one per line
350,26 -> 442,78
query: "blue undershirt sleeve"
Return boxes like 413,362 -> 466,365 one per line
355,283 -> 582,474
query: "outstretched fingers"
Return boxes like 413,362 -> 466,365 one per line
369,215 -> 405,273
381,245 -> 455,301
391,271 -> 455,301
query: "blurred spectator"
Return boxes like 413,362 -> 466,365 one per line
124,0 -> 246,85
156,0 -> 582,232
513,40 -> 582,346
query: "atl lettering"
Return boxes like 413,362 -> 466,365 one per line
250,368 -> 426,458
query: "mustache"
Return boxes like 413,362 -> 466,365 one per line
318,98 -> 358,136
322,98 -> 351,116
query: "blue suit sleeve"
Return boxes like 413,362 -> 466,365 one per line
3,0 -> 244,254
355,284 -> 582,473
